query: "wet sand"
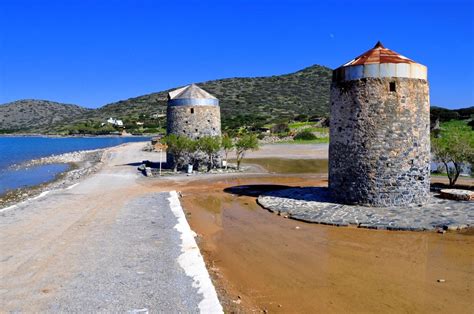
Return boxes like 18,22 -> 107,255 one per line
169,173 -> 473,313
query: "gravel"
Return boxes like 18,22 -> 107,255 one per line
49,193 -> 204,312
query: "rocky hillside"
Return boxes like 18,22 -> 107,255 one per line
0,100 -> 91,133
95,65 -> 332,125
0,65 -> 333,133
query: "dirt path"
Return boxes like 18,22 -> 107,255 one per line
0,142 -> 221,312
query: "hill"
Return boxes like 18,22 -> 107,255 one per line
430,106 -> 474,122
0,100 -> 91,133
93,64 -> 332,130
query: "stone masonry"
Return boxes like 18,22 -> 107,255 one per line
329,78 -> 430,206
329,42 -> 430,207
167,105 -> 221,139
257,187 -> 472,231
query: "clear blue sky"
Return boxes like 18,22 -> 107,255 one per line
0,0 -> 473,109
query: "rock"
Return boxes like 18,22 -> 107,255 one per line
439,189 -> 474,201
145,167 -> 152,177
437,279 -> 446,283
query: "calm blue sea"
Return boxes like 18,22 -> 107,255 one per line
0,136 -> 149,196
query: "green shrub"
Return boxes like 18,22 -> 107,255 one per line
271,123 -> 289,134
294,114 -> 308,122
294,130 -> 317,140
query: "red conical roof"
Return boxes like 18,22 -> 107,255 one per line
342,41 -> 415,67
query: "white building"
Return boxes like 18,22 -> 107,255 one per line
107,118 -> 124,127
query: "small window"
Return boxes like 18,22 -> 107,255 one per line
190,108 -> 194,114
389,82 -> 396,92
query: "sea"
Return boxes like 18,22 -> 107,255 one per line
0,136 -> 149,196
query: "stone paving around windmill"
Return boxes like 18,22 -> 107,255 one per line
257,187 -> 473,231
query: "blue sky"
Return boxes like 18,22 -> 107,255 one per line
0,0 -> 473,109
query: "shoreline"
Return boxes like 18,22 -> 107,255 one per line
0,134 -> 155,138
0,149 -> 106,211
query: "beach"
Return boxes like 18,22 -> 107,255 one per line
1,142 -> 472,312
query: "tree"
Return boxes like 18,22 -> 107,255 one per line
431,120 -> 474,186
184,138 -> 200,169
221,134 -> 234,169
198,136 -> 221,171
161,134 -> 192,172
235,134 -> 259,170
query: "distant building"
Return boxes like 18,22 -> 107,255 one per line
151,113 -> 166,119
329,42 -> 430,207
107,118 -> 124,127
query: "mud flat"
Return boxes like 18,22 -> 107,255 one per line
150,142 -> 472,312
174,174 -> 473,313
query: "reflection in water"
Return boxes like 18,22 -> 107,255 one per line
195,195 -> 222,215
242,158 -> 328,174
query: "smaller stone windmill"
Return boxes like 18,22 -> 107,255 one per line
166,84 -> 221,139
166,84 -> 222,169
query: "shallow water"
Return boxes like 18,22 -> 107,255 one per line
0,136 -> 149,196
0,163 -> 70,195
242,158 -> 328,173
180,175 -> 474,313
